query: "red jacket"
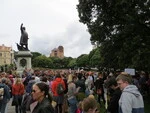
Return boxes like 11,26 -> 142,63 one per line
51,78 -> 66,96
12,83 -> 24,95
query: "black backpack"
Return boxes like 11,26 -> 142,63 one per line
56,83 -> 64,95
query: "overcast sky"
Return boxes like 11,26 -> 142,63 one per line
0,0 -> 93,58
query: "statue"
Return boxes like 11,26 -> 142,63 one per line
17,23 -> 29,51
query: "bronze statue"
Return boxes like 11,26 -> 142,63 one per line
17,23 -> 29,51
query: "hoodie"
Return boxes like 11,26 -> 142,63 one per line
119,85 -> 144,113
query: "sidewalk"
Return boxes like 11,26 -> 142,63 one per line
6,98 -> 31,113
6,98 -> 15,113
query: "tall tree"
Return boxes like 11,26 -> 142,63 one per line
76,54 -> 89,67
77,0 -> 150,71
33,55 -> 53,68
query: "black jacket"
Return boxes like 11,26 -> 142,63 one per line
107,88 -> 122,113
32,98 -> 54,113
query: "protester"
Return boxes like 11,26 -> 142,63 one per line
82,97 -> 98,113
107,78 -> 121,113
51,74 -> 66,113
75,73 -> 86,101
67,74 -> 78,113
31,82 -> 54,113
12,77 -> 24,113
116,72 -> 144,113
95,72 -> 105,105
0,77 -> 10,113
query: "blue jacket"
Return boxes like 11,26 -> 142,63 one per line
0,83 -> 10,103
119,85 -> 144,113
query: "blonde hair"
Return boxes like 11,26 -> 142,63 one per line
15,77 -> 22,84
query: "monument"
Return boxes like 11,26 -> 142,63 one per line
15,23 -> 32,74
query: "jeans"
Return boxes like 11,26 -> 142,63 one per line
0,100 -> 7,113
68,97 -> 77,113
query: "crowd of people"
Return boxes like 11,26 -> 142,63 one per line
0,68 -> 149,113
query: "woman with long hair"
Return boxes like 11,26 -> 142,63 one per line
12,77 -> 25,113
31,82 -> 54,113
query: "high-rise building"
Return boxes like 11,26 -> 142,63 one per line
50,46 -> 64,59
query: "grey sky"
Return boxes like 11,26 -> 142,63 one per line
0,0 -> 93,58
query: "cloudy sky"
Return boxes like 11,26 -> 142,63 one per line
0,0 -> 93,58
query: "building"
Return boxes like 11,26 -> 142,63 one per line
0,44 -> 14,66
50,46 -> 64,59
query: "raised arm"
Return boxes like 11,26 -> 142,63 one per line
20,23 -> 24,33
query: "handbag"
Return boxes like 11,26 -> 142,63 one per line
96,88 -> 102,95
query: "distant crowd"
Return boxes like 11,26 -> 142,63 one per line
0,69 -> 149,113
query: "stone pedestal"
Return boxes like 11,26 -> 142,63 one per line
15,51 -> 32,74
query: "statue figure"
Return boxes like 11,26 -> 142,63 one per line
17,23 -> 29,51
20,23 -> 29,50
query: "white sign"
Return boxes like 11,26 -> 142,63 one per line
124,68 -> 135,76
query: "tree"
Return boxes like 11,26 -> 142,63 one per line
31,52 -> 42,59
77,0 -> 150,71
89,48 -> 101,67
50,57 -> 63,69
61,57 -> 73,68
76,54 -> 89,67
68,59 -> 77,68
31,52 -> 42,67
33,55 -> 53,68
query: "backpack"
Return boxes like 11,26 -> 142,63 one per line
0,87 -> 4,100
56,83 -> 64,95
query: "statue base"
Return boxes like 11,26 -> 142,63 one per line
15,51 -> 32,75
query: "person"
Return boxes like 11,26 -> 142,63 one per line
95,73 -> 105,105
107,78 -> 122,113
0,78 -> 10,113
67,74 -> 78,113
116,72 -> 144,113
51,74 -> 66,113
20,23 -> 29,50
75,73 -> 86,101
76,101 -> 82,113
82,97 -> 98,113
85,73 -> 93,96
31,82 -> 54,113
12,77 -> 25,113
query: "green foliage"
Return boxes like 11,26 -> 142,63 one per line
68,59 -> 77,68
77,0 -> 150,71
76,54 -> 89,67
89,48 -> 101,67
33,55 -> 53,68
31,52 -> 42,59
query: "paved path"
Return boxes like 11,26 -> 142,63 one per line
6,98 -> 31,113
7,98 -> 15,113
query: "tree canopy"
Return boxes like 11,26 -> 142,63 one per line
77,0 -> 150,71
